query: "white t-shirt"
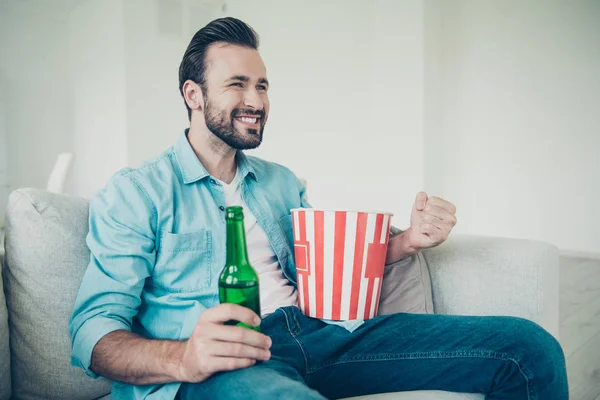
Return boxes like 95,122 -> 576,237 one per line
216,171 -> 298,317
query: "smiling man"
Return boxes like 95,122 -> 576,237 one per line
69,17 -> 568,400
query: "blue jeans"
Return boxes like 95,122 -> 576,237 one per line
178,306 -> 568,399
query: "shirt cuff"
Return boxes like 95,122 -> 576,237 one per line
71,316 -> 130,378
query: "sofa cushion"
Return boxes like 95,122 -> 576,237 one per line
4,188 -> 111,399
377,227 -> 434,316
0,256 -> 11,400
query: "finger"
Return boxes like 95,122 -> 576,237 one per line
413,192 -> 428,212
203,303 -> 261,327
427,197 -> 456,215
421,223 -> 445,245
210,357 -> 257,373
421,216 -> 455,236
209,341 -> 271,361
206,324 -> 272,349
421,213 -> 444,226
423,205 -> 457,224
421,212 -> 456,234
421,222 -> 441,235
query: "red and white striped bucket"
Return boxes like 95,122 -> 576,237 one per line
290,208 -> 393,321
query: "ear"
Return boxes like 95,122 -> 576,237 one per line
182,80 -> 205,113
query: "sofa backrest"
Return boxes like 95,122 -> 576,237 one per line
4,188 -> 112,399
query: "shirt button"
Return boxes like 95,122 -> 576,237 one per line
219,206 -> 225,211
210,179 -> 216,184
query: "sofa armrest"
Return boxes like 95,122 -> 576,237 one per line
422,234 -> 560,339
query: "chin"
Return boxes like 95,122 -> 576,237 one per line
234,130 -> 263,149
238,140 -> 262,150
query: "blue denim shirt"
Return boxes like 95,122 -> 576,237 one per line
68,130 -> 308,399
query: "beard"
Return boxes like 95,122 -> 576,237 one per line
203,98 -> 266,150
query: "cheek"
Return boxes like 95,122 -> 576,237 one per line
219,92 -> 244,111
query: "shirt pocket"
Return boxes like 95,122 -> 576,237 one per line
153,230 -> 213,292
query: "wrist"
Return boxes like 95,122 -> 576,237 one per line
166,339 -> 188,382
401,228 -> 420,254
386,228 -> 420,264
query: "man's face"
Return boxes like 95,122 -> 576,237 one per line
201,43 -> 270,150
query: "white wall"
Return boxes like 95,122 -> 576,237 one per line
122,0 -> 215,168
68,0 -> 129,198
1,0 -> 596,253
0,7 -> 73,194
228,0 -> 425,229
424,0 -> 600,254
0,78 -> 8,223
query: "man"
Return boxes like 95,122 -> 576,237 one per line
69,17 -> 568,400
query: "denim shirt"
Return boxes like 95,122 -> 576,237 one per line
68,130 -> 308,400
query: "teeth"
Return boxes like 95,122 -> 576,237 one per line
238,117 -> 258,124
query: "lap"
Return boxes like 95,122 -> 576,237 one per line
177,307 -> 566,399
177,359 -> 325,400
284,308 -> 563,399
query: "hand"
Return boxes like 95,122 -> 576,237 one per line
178,303 -> 272,383
406,192 -> 457,251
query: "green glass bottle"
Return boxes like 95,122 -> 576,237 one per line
219,206 -> 261,332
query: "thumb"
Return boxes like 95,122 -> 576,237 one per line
413,192 -> 428,212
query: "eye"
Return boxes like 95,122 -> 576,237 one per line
257,85 -> 268,92
230,82 -> 243,87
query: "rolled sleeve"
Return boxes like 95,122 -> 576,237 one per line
71,316 -> 131,377
68,171 -> 157,378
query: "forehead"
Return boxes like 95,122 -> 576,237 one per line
204,43 -> 267,82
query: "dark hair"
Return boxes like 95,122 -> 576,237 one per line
178,17 -> 260,120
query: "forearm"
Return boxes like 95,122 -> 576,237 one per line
385,228 -> 419,265
91,330 -> 186,385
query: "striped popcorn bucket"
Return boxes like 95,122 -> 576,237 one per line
290,208 -> 393,321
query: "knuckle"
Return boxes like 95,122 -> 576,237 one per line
227,359 -> 239,370
221,303 -> 235,314
237,328 -> 249,342
233,343 -> 245,356
192,327 -> 205,340
229,327 -> 245,343
199,357 -> 213,373
199,310 -> 211,322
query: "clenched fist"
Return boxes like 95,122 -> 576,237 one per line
406,192 -> 457,250
178,303 -> 272,383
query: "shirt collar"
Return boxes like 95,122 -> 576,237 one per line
174,129 -> 258,184
236,149 -> 258,183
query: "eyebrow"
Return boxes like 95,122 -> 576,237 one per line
226,75 -> 269,86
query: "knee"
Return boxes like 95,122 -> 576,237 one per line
503,317 -> 566,377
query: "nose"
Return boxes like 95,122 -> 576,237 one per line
243,88 -> 263,110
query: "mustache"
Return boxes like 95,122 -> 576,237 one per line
231,108 -> 265,119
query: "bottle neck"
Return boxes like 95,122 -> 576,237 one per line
226,217 -> 251,267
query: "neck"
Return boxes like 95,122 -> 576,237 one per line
187,119 -> 237,184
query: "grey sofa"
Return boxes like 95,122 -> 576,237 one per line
0,188 -> 559,400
